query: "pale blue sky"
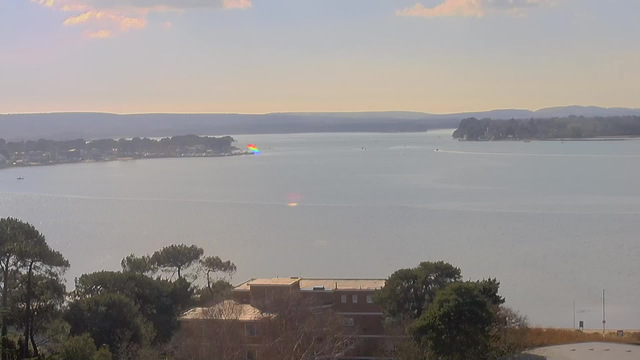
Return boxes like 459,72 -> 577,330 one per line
1,0 -> 639,114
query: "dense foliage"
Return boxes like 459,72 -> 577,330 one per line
0,134 -> 236,156
452,115 -> 640,140
376,261 -> 526,360
0,218 -> 236,360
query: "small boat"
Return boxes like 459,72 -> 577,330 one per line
434,149 -> 439,152
17,177 -> 24,180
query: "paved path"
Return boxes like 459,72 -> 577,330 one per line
519,342 -> 639,360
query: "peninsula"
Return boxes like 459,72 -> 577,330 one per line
0,134 -> 247,169
453,115 -> 640,141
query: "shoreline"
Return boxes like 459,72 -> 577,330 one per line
457,136 -> 640,142
0,152 -> 253,172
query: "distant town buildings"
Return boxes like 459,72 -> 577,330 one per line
0,135 -> 246,169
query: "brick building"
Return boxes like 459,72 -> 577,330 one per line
179,277 -> 393,360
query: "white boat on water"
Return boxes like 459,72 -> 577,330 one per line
17,177 -> 24,180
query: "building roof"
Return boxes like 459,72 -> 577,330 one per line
246,278 -> 301,286
179,300 -> 273,321
518,342 -> 639,360
234,277 -> 385,291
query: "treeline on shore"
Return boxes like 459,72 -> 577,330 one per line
0,135 -> 236,156
1,217 -> 638,360
453,115 -> 640,141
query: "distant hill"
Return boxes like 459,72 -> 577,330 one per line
1,106 -> 639,140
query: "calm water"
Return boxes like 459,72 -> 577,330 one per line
1,130 -> 640,329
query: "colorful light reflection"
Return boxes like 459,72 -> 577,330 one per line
247,144 -> 260,154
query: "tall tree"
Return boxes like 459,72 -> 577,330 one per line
375,261 -> 461,320
199,256 -> 236,296
411,282 -> 496,360
0,218 -> 23,360
15,226 -> 69,359
151,244 -> 203,280
12,274 -> 66,358
72,271 -> 181,343
121,254 -> 156,276
65,293 -> 153,352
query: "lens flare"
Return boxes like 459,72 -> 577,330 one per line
247,144 -> 260,154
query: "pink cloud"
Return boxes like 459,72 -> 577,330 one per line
61,4 -> 87,11
34,0 -> 252,39
222,0 -> 252,9
62,10 -> 147,31
85,29 -> 111,38
397,0 -> 552,18
62,10 -> 96,25
30,0 -> 55,7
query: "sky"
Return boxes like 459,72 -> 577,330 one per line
1,0 -> 639,114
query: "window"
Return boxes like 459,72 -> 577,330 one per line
342,317 -> 355,326
341,295 -> 347,303
366,295 -> 373,304
352,294 -> 358,303
246,348 -> 257,360
245,324 -> 258,337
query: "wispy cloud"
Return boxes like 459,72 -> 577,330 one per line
85,29 -> 111,38
62,10 -> 146,31
222,0 -> 252,9
33,0 -> 251,39
57,0 -> 252,11
30,0 -> 55,7
161,21 -> 172,29
397,0 -> 552,18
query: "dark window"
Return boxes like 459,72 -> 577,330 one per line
245,324 -> 258,337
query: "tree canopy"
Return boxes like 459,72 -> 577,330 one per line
452,115 -> 640,141
411,282 -> 496,360
65,293 -> 153,352
377,261 -> 527,360
0,217 -> 237,360
0,217 -> 69,359
120,254 -> 156,276
151,244 -> 204,280
375,261 -> 461,320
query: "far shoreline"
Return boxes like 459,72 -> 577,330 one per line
0,152 -> 254,173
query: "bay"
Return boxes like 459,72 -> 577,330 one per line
1,129 -> 640,329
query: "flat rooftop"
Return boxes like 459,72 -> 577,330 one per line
234,277 -> 385,291
519,342 -> 639,360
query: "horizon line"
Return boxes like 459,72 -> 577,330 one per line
2,105 -> 640,116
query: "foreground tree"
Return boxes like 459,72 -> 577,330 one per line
120,255 -> 156,276
488,307 -> 529,359
200,256 -> 236,292
72,271 -> 182,343
0,218 -> 69,359
197,256 -> 236,304
57,334 -> 112,360
0,218 -> 26,359
151,244 -> 204,280
411,282 -> 496,360
17,229 -> 69,359
375,261 -> 462,321
378,262 -> 528,360
12,274 -> 66,358
65,293 -> 154,353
